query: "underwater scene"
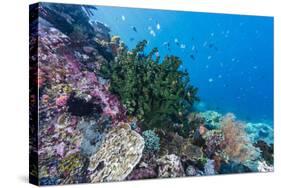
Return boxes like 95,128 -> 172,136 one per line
29,2 -> 274,186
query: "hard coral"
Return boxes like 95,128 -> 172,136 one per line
142,130 -> 160,154
58,152 -> 88,184
157,154 -> 185,178
88,123 -> 144,182
254,140 -> 273,165
199,111 -> 222,130
203,130 -> 224,158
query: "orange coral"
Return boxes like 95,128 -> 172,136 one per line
221,113 -> 257,163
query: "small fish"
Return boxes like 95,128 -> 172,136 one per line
207,56 -> 212,60
203,41 -> 208,47
163,41 -> 169,46
129,37 -> 135,41
190,54 -> 196,61
131,26 -> 138,32
121,15 -> 126,21
192,45 -> 196,51
174,38 -> 180,46
180,44 -> 186,49
156,22 -> 161,30
163,42 -> 171,51
150,30 -> 156,37
208,78 -> 214,83
208,43 -> 214,48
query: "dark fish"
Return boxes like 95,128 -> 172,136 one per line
209,44 -> 214,48
131,26 -> 138,32
209,43 -> 219,51
163,42 -> 171,51
190,54 -> 196,61
130,37 -> 135,41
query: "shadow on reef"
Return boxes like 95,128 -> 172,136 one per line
29,2 -> 274,186
67,92 -> 103,117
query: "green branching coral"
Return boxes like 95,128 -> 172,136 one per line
100,40 -> 199,130
142,130 -> 160,153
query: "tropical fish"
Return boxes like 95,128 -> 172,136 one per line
156,22 -> 161,30
180,44 -> 186,49
163,41 -> 171,51
174,38 -> 180,46
150,30 -> 156,37
190,54 -> 196,61
208,78 -> 214,83
131,26 -> 138,32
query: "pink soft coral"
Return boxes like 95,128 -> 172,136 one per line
56,95 -> 68,107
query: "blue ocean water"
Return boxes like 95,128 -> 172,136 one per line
91,6 -> 273,124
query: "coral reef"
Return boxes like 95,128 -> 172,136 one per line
257,161 -> 274,172
100,40 -> 199,131
78,118 -> 110,157
142,130 -> 160,153
30,3 -> 273,185
254,140 -> 273,165
186,165 -> 203,176
126,161 -> 158,180
204,159 -> 216,175
88,123 -> 144,182
220,114 -> 259,163
58,152 -> 89,184
202,130 -> 224,158
180,142 -> 203,163
199,111 -> 222,130
157,154 -> 185,178
245,122 -> 273,145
